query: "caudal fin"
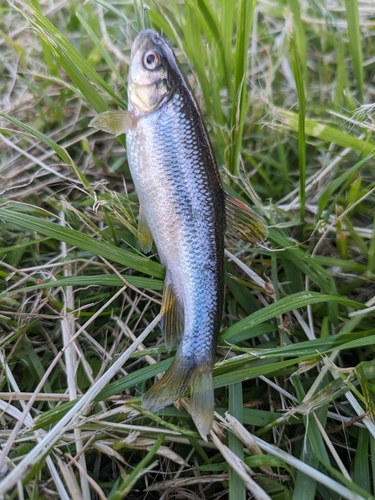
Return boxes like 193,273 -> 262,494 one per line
190,366 -> 214,439
142,356 -> 214,439
142,356 -> 191,412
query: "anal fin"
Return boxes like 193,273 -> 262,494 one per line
225,194 -> 268,245
161,276 -> 184,351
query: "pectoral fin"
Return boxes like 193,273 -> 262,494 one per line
161,276 -> 184,351
89,110 -> 138,136
225,194 -> 268,245
138,204 -> 153,253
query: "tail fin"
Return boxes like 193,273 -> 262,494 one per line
190,365 -> 214,439
142,356 -> 214,439
142,356 -> 191,412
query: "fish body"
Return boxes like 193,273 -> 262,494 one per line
126,30 -> 225,436
90,30 -> 267,438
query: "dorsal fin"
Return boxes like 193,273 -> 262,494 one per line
225,194 -> 268,245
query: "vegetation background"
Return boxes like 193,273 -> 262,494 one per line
0,0 -> 375,499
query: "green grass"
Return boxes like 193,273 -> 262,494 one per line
1,0 -> 375,499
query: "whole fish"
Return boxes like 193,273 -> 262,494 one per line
90,30 -> 267,438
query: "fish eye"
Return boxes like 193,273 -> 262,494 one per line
143,49 -> 163,70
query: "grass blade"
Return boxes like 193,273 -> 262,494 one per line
289,34 -> 306,223
15,0 -> 123,111
274,108 -> 375,155
0,207 -> 164,278
227,0 -> 256,175
344,0 -> 363,102
229,383 -> 245,500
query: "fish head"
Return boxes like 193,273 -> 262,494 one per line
128,30 -> 179,115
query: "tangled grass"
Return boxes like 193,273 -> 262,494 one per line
1,1 -> 375,499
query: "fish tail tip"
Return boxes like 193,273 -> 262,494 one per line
142,357 -> 191,412
141,393 -> 164,413
141,385 -> 176,413
190,366 -> 214,439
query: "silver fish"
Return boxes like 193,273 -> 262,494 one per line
90,30 -> 267,438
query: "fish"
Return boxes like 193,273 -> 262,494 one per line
90,29 -> 267,438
